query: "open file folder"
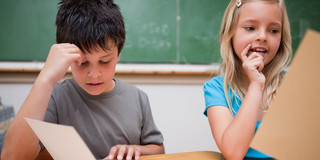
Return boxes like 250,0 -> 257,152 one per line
25,118 -> 96,160
251,29 -> 320,159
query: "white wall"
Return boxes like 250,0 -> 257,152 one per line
138,84 -> 218,153
0,82 -> 219,154
0,83 -> 33,113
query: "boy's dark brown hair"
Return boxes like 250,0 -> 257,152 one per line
56,0 -> 125,55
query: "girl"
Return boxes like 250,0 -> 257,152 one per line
203,0 -> 292,159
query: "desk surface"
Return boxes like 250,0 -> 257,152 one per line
36,149 -> 224,160
139,151 -> 225,160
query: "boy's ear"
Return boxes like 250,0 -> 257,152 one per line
116,52 -> 121,62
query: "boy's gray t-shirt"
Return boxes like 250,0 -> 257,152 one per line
43,78 -> 163,158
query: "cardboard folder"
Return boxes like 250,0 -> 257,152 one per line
251,29 -> 320,159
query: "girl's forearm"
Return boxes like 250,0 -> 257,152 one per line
220,84 -> 264,159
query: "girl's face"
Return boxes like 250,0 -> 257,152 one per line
71,41 -> 120,95
232,1 -> 282,65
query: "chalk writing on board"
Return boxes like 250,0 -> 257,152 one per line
194,33 -> 215,47
141,22 -> 169,36
124,22 -> 172,51
138,37 -> 172,50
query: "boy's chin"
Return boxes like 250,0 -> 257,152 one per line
84,89 -> 104,96
89,91 -> 104,96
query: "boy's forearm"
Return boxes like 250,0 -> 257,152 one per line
1,76 -> 55,159
139,144 -> 165,155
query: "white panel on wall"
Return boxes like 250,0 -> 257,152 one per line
0,82 -> 219,153
136,84 -> 219,153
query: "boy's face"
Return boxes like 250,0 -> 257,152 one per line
71,41 -> 120,95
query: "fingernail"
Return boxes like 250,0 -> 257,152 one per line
108,155 -> 114,159
117,155 -> 123,160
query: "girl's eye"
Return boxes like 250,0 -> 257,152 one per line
270,29 -> 279,33
244,26 -> 254,31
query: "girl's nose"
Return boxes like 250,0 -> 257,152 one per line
256,30 -> 267,42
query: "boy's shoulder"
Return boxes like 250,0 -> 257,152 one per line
114,79 -> 147,96
51,78 -> 79,96
53,78 -> 73,89
53,78 -> 76,90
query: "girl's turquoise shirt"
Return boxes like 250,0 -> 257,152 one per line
203,75 -> 270,158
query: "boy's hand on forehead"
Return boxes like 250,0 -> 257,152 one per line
40,43 -> 83,84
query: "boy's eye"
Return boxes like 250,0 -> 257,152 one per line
100,61 -> 110,64
81,62 -> 88,66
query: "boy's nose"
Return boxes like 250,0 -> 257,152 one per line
88,68 -> 102,78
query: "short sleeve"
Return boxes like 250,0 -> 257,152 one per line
203,76 -> 228,116
44,95 -> 58,123
139,92 -> 164,145
39,95 -> 59,151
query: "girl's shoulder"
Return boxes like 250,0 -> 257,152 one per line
205,75 -> 224,87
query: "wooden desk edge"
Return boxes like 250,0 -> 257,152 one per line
35,149 -> 224,160
97,151 -> 224,160
139,151 -> 224,160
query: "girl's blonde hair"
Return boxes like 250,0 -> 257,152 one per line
219,0 -> 292,114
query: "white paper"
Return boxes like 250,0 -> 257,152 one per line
25,118 -> 96,160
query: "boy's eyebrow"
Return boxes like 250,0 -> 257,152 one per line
100,52 -> 116,58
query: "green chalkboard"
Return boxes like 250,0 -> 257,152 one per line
117,0 -> 177,63
0,0 -> 57,61
0,0 -> 319,64
286,0 -> 320,55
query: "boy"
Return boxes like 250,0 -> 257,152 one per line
1,0 -> 164,159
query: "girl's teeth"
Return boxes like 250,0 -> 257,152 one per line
252,48 -> 266,52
